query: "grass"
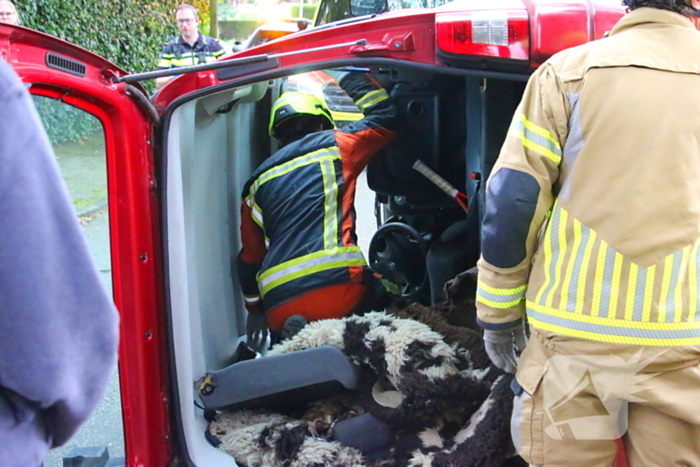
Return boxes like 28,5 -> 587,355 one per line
53,132 -> 108,213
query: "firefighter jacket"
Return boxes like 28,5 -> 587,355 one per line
156,32 -> 225,69
237,73 -> 397,313
476,8 -> 700,346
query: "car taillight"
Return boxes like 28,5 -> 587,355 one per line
322,82 -> 361,114
436,10 -> 529,60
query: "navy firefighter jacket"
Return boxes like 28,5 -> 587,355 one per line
237,72 -> 398,312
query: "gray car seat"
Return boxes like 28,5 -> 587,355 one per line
196,345 -> 395,457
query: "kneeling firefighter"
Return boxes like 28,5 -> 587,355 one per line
236,71 -> 398,348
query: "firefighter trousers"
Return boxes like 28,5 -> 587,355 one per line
511,327 -> 700,467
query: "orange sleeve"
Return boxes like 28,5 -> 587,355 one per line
236,201 -> 266,298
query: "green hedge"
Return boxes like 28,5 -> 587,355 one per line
19,0 -> 212,78
291,3 -> 319,19
34,97 -> 102,145
17,0 -> 212,143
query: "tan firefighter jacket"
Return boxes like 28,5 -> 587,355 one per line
476,8 -> 700,346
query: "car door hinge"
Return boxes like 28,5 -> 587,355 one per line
350,32 -> 416,53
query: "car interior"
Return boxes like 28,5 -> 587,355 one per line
161,61 -> 527,465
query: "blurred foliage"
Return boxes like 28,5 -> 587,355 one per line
291,3 -> 318,19
18,0 -> 212,142
34,96 -> 102,145
18,0 -> 212,88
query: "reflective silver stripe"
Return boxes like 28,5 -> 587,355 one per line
539,205 -> 562,306
320,159 -> 339,249
560,92 -> 583,201
244,295 -> 260,303
665,250 -> 684,323
258,248 -> 366,296
598,245 -> 616,319
477,284 -> 526,308
528,301 -> 700,345
633,268 -> 647,322
566,222 -> 592,312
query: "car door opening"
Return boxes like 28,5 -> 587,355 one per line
161,62 -> 526,467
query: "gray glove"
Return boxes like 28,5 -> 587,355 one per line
483,323 -> 527,374
246,313 -> 269,353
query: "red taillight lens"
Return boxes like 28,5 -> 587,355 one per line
436,10 -> 529,60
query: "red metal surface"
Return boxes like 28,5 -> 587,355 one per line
154,10 -> 440,109
0,25 -> 172,467
521,0 -> 625,66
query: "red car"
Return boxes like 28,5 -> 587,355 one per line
1,0 -> 626,465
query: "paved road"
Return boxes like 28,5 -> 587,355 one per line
42,172 -> 377,466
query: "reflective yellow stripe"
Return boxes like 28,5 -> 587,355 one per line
246,196 -> 264,229
576,228 -> 596,314
536,209 -> 556,305
691,241 -> 699,320
560,220 -> 581,311
515,114 -> 562,164
355,89 -> 389,111
477,283 -> 527,309
251,147 -> 341,193
528,300 -> 700,346
320,159 -> 339,250
658,254 -> 674,323
258,247 -> 366,297
157,59 -> 172,68
624,262 -> 638,321
546,207 -> 568,308
642,265 -> 655,322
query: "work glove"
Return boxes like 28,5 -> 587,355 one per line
246,303 -> 268,353
483,323 -> 527,374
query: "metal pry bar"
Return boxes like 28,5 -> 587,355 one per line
412,159 -> 459,197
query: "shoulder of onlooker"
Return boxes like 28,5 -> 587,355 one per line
205,36 -> 224,50
0,59 -> 25,101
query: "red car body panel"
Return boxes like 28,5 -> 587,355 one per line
0,25 -> 172,467
0,1 -> 628,465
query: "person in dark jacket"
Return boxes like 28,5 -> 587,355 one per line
155,4 -> 225,89
237,71 -> 397,346
0,58 -> 119,466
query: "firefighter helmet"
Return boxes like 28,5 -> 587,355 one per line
268,92 -> 334,139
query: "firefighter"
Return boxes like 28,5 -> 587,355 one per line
155,4 -> 225,89
474,0 -> 700,465
237,71 -> 397,347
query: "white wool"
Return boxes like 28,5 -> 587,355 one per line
418,427 -> 444,448
448,374 -> 505,451
408,450 -> 435,467
364,318 -> 458,379
268,318 -> 346,356
291,437 -> 367,467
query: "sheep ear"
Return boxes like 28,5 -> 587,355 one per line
463,266 -> 478,282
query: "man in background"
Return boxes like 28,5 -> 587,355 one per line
155,4 -> 225,89
0,58 -> 119,466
